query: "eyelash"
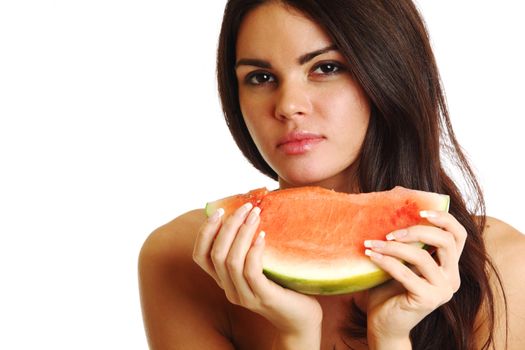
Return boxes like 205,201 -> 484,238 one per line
311,61 -> 344,76
245,71 -> 276,86
244,61 -> 345,86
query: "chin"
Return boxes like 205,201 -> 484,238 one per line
276,163 -> 357,192
278,171 -> 337,189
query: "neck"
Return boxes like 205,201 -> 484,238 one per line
278,171 -> 360,194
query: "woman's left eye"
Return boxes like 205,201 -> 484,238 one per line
312,62 -> 343,75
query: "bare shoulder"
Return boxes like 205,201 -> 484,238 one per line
138,209 -> 234,349
483,217 -> 525,250
483,216 -> 525,268
482,216 -> 525,348
140,209 -> 206,263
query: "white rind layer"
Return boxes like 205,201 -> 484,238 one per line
263,250 -> 380,280
263,241 -> 423,281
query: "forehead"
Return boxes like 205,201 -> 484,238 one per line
236,2 -> 333,59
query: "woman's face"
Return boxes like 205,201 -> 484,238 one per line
235,2 -> 370,192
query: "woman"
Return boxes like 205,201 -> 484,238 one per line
139,0 -> 525,348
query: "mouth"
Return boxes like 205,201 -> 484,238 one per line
277,131 -> 325,155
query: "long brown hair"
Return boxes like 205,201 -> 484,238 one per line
217,0 -> 506,348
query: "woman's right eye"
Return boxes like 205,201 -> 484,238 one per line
245,71 -> 276,85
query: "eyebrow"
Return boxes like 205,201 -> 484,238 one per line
235,44 -> 338,69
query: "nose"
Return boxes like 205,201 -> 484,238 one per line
274,80 -> 312,121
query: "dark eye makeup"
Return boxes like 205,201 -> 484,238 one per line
242,60 -> 346,86
311,61 -> 345,76
245,71 -> 276,85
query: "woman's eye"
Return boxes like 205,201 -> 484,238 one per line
246,72 -> 275,85
312,62 -> 342,75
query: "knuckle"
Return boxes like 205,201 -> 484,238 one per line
450,275 -> 461,292
226,255 -> 242,273
421,260 -> 436,274
416,284 -> 456,311
225,292 -> 240,305
459,227 -> 468,240
222,216 -> 242,231
432,296 -> 445,309
259,295 -> 276,310
211,250 -> 225,264
399,265 -> 415,281
237,294 -> 252,307
215,280 -> 223,289
192,253 -> 206,268
244,266 -> 259,285
192,248 -> 205,264
416,249 -> 433,264
429,286 -> 455,307
191,250 -> 199,263
443,232 -> 455,246
423,292 -> 445,310
192,256 -> 203,268
442,287 -> 455,303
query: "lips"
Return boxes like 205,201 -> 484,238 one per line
277,131 -> 325,155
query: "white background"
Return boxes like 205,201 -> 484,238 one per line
0,1 -> 523,349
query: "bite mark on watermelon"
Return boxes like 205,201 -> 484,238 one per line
205,186 -> 449,295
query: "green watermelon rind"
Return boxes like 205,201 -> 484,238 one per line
263,241 -> 427,295
204,203 -> 214,217
263,267 -> 391,295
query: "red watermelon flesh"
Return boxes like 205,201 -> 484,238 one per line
205,186 -> 449,295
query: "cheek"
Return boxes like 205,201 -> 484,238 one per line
239,89 -> 264,122
239,101 -> 268,151
239,92 -> 255,128
239,91 -> 273,140
319,87 -> 370,158
318,84 -> 370,127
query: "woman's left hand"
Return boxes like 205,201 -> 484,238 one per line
363,210 -> 467,347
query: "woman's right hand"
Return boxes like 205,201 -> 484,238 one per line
192,202 -> 323,348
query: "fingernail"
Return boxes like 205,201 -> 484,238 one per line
386,229 -> 407,241
255,230 -> 266,245
420,210 -> 437,218
208,208 -> 224,223
237,202 -> 253,217
246,207 -> 261,225
364,240 -> 386,248
365,249 -> 383,260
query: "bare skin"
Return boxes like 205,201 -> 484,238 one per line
139,3 -> 525,349
139,210 -> 525,349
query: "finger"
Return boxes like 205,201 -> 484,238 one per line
386,225 -> 459,273
365,240 -> 445,286
365,249 -> 430,297
244,231 -> 275,301
193,208 -> 224,283
211,202 -> 253,294
369,249 -> 455,312
420,210 -> 467,255
226,206 -> 262,299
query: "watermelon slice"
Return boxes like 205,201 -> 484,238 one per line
205,186 -> 449,295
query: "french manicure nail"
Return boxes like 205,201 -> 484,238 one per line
238,202 -> 253,217
365,249 -> 383,260
420,210 -> 437,218
208,208 -> 224,223
255,230 -> 266,245
246,207 -> 261,224
386,229 -> 407,241
364,240 -> 386,248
